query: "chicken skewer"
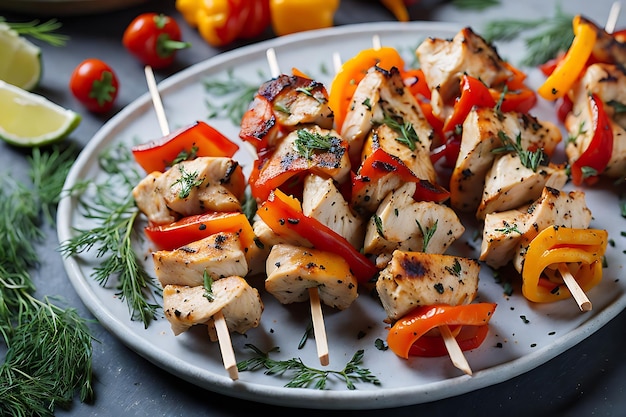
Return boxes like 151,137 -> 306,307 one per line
264,48 -> 330,366
144,64 -> 240,379
333,38 -> 472,375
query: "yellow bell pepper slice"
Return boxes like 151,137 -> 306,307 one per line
537,15 -> 597,101
269,0 -> 339,36
521,226 -> 608,303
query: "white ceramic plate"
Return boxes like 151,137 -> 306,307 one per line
57,22 -> 626,410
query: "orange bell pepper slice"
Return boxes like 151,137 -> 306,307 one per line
131,121 -> 239,173
521,226 -> 608,303
537,15 -> 597,100
387,303 -> 497,359
329,46 -> 405,132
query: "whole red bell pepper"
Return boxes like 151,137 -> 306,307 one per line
131,121 -> 239,173
387,303 -> 497,359
570,93 -> 613,185
257,189 -> 378,284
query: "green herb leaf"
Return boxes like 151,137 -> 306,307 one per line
203,68 -> 265,126
452,0 -> 500,10
294,129 -> 338,160
416,219 -> 438,252
383,113 -> 420,151
2,17 -> 69,46
492,130 -> 546,172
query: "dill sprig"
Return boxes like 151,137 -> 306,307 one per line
203,68 -> 265,126
0,146 -> 95,416
452,0 -> 500,10
0,17 -> 69,46
238,344 -> 381,390
482,4 -> 574,66
294,129 -> 338,159
60,144 -> 160,328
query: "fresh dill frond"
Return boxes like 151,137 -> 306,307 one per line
294,129 -> 338,160
203,68 -> 265,126
0,146 -> 94,416
482,4 -> 574,66
171,164 -> 204,199
238,344 -> 381,390
452,0 -> 500,10
60,145 -> 160,328
1,17 -> 69,46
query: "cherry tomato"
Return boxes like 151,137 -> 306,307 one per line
122,13 -> 190,69
69,58 -> 119,113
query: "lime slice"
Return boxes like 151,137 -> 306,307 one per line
0,23 -> 42,91
0,80 -> 81,147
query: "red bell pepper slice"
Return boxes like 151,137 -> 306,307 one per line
131,121 -> 239,173
430,136 -> 461,168
144,211 -> 256,251
257,189 -> 378,284
387,303 -> 497,359
443,75 -> 496,134
353,148 -> 450,203
570,93 -> 613,185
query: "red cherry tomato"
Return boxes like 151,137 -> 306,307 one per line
122,13 -> 190,69
69,58 -> 119,113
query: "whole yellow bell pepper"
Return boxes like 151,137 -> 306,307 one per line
269,0 -> 339,36
521,226 -> 608,304
537,15 -> 597,100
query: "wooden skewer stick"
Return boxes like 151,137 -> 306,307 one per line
605,1 -> 622,33
308,287 -> 330,366
265,49 -> 331,366
440,325 -> 472,376
213,310 -> 240,380
144,65 -> 239,380
557,264 -> 592,312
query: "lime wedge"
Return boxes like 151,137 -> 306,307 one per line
0,23 -> 42,91
0,80 -> 81,147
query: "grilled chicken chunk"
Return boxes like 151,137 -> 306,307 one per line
302,174 -> 364,249
133,157 -> 246,225
162,276 -> 263,337
363,182 -> 464,268
265,244 -> 358,310
476,153 -> 568,219
416,27 -> 512,119
239,74 -> 334,149
450,108 -> 562,213
376,250 -> 480,321
252,125 -> 351,195
153,232 -> 248,287
479,187 -> 592,270
583,16 -> 626,67
565,63 -> 626,179
341,66 -> 437,172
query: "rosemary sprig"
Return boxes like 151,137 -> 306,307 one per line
416,219 -> 438,252
452,0 -> 500,10
482,5 -> 574,66
294,129 -> 338,160
0,146 -> 95,416
238,344 -> 381,390
383,113 -> 420,151
60,144 -> 160,328
171,164 -> 204,199
203,68 -> 265,126
1,17 -> 69,46
492,131 -> 546,172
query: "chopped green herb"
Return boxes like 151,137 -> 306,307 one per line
203,270 -> 215,302
298,321 -> 313,349
238,344 -> 381,390
374,214 -> 384,238
494,220 -> 522,235
452,0 -> 500,10
171,164 -> 204,199
383,113 -> 420,151
520,315 -> 530,324
492,130 -> 545,172
294,129 -> 338,159
445,259 -> 462,277
416,219 -> 438,251
374,338 -> 388,351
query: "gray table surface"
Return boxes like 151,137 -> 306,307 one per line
1,0 -> 625,415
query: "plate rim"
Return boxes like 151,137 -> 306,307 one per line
57,21 -> 626,410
